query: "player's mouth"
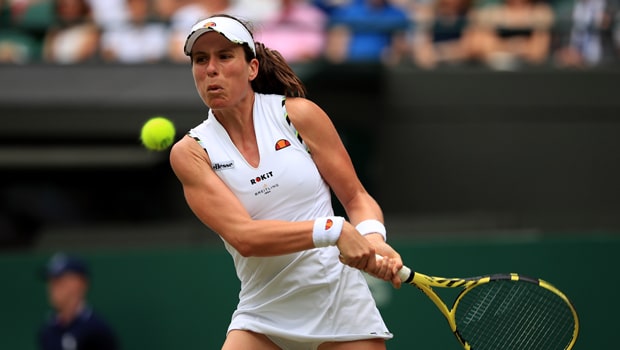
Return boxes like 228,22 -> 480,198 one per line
207,84 -> 223,92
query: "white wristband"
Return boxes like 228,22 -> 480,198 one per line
312,216 -> 344,247
355,219 -> 387,241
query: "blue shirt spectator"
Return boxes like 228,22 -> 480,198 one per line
37,253 -> 119,350
325,0 -> 410,63
313,0 -> 363,15
39,306 -> 119,350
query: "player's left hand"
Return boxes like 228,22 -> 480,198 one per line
364,234 -> 403,289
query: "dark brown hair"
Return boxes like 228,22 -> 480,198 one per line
193,14 -> 307,98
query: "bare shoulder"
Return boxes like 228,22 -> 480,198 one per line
284,96 -> 344,156
169,134 -> 210,182
169,135 -> 195,166
285,97 -> 321,116
284,97 -> 331,131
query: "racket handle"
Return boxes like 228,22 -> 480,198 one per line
375,254 -> 413,282
398,265 -> 413,283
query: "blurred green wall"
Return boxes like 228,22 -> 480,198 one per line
1,233 -> 615,349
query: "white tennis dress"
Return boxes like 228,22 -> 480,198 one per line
188,93 -> 392,346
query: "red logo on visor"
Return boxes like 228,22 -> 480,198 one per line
203,21 -> 216,28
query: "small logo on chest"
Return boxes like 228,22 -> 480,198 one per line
212,161 -> 235,171
275,139 -> 291,150
250,171 -> 274,185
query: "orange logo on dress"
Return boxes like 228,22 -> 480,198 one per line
325,219 -> 333,230
275,139 -> 291,150
203,21 -> 216,28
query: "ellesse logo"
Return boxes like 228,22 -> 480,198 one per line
275,139 -> 291,151
212,161 -> 234,171
325,219 -> 333,230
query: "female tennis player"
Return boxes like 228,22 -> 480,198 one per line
169,14 -> 403,350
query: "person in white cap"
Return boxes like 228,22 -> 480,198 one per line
170,14 -> 403,350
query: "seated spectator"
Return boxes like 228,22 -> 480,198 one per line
324,0 -> 411,64
254,0 -> 328,64
100,0 -> 169,63
152,0 -> 178,21
230,0 -> 281,23
166,0 -> 233,63
554,0 -> 612,68
411,0 -> 476,68
0,0 -> 53,63
467,0 -> 555,70
42,0 -> 101,64
312,0 -> 357,14
86,0 -> 128,29
0,28 -> 37,63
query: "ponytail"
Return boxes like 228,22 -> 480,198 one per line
251,42 -> 307,98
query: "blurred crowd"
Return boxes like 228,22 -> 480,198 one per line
1,0 -> 620,69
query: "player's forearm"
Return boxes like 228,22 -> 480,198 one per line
220,219 -> 317,257
341,191 -> 384,226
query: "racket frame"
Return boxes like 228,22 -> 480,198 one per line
397,265 -> 580,350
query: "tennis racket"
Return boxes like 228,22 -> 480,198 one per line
379,255 -> 579,349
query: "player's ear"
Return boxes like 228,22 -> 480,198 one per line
248,58 -> 258,81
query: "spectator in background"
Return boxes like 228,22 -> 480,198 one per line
324,0 -> 411,65
411,0 -> 476,68
231,0 -> 281,23
312,0 -> 354,14
554,0 -> 612,68
0,0 -> 34,63
151,0 -> 178,21
466,0 -> 554,70
254,0 -> 328,64
167,0 -> 234,63
38,252 -> 119,350
42,0 -> 100,64
0,0 -> 53,63
100,0 -> 169,63
86,0 -> 128,29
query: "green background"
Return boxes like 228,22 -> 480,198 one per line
1,233 -> 614,349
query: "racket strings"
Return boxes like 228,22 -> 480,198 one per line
454,280 -> 575,350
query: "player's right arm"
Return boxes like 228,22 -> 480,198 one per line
169,135 -> 365,258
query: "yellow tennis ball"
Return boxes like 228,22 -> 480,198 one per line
140,116 -> 176,151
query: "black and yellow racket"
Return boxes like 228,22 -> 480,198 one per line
383,256 -> 579,349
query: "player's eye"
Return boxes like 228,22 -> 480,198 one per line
193,55 -> 208,64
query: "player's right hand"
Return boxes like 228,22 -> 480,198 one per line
336,222 -> 376,271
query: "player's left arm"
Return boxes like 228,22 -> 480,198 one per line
286,97 -> 402,287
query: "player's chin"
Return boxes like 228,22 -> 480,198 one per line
205,99 -> 231,111
202,92 -> 226,107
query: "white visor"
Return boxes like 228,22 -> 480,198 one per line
184,16 -> 256,57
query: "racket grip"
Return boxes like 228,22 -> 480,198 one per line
375,254 -> 413,282
398,265 -> 413,282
